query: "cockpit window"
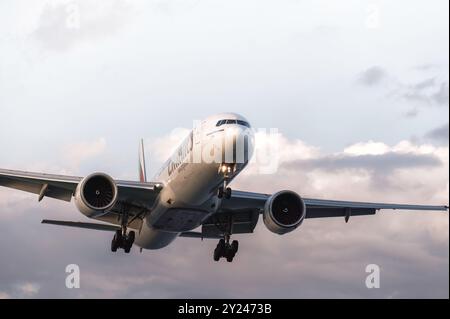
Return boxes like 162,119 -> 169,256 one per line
216,119 -> 251,128
237,120 -> 251,128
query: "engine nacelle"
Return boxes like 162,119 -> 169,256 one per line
263,190 -> 306,235
74,173 -> 118,217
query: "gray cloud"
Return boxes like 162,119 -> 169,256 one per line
0,201 -> 448,299
401,80 -> 449,107
283,152 -> 441,173
425,123 -> 449,144
358,66 -> 388,86
433,82 -> 450,106
359,66 -> 449,116
414,64 -> 440,71
404,108 -> 419,118
413,77 -> 437,91
281,152 -> 443,191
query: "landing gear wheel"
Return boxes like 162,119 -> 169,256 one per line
213,247 -> 221,261
128,231 -> 136,244
225,187 -> 232,199
213,250 -> 220,261
124,231 -> 135,254
226,250 -> 235,262
111,238 -> 118,252
111,230 -> 122,252
213,239 -> 226,262
217,187 -> 224,199
231,240 -> 239,254
218,239 -> 225,254
212,213 -> 239,262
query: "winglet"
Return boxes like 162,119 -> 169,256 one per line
139,139 -> 147,183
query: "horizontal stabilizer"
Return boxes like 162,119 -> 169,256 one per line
42,219 -> 120,232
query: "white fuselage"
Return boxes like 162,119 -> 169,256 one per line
134,113 -> 255,249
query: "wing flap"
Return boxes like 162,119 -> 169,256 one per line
42,219 -> 121,232
306,207 -> 376,219
201,208 -> 260,236
179,232 -> 222,239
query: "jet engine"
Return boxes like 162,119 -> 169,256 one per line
263,190 -> 306,235
74,173 -> 118,217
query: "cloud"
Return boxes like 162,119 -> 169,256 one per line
0,133 -> 448,298
284,152 -> 441,174
358,66 -> 449,116
238,136 -> 448,205
15,282 -> 40,297
150,0 -> 201,15
282,151 -> 442,192
414,77 -> 438,90
147,128 -> 191,162
358,66 -> 388,86
433,82 -> 450,106
404,108 -> 419,118
0,292 -> 10,299
400,80 -> 449,107
0,282 -> 40,299
414,64 -> 440,71
62,137 -> 107,168
32,0 -> 132,51
343,141 -> 391,155
425,123 -> 449,144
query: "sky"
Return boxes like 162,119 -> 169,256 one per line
0,0 -> 448,298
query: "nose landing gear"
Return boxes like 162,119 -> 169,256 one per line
217,164 -> 235,200
217,186 -> 232,199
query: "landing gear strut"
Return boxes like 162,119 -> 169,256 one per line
217,164 -> 235,200
111,205 -> 136,253
213,214 -> 239,262
213,164 -> 238,262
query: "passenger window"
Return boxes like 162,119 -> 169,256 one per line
226,120 -> 237,124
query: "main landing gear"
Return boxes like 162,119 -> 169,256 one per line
214,235 -> 239,262
111,229 -> 135,253
212,213 -> 239,262
111,205 -> 136,253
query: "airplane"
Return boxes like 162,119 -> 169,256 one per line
0,113 -> 448,262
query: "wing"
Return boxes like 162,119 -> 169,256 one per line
227,190 -> 448,214
0,168 -> 162,228
0,168 -> 81,202
198,190 -> 448,237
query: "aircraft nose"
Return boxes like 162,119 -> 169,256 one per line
223,126 -> 254,164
